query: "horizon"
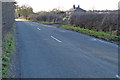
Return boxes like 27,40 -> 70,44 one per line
16,0 -> 119,12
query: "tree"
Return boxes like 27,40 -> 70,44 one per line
16,4 -> 34,19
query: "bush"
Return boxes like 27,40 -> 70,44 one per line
29,13 -> 63,23
69,12 -> 118,35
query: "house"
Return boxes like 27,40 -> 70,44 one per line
66,5 -> 86,16
63,5 -> 86,22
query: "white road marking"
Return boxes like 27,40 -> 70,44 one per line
51,36 -> 62,43
61,31 -> 66,32
116,75 -> 120,79
91,38 -> 97,41
37,28 -> 41,30
90,38 -> 118,48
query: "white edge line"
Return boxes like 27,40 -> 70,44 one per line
91,38 -> 118,48
51,36 -> 62,43
61,31 -> 66,32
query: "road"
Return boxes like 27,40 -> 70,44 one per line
16,19 -> 118,78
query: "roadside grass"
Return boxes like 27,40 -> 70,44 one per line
36,21 -> 66,25
18,18 -> 66,25
2,23 -> 16,78
36,21 -> 60,24
61,25 -> 120,44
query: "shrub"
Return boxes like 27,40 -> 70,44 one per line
29,13 -> 63,23
69,11 -> 118,35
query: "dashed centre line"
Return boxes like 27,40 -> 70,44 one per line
116,75 -> 120,79
51,36 -> 62,43
37,28 -> 41,30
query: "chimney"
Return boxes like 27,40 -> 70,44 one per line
73,5 -> 75,9
78,5 -> 80,8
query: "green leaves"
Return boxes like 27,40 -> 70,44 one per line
2,27 -> 16,78
2,56 -> 10,62
16,5 -> 34,18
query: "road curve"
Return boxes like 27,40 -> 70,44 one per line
16,19 -> 118,78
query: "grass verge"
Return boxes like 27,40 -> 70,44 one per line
36,21 -> 65,25
61,25 -> 120,45
2,23 -> 16,78
18,18 -> 66,25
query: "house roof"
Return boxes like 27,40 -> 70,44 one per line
74,7 -> 86,12
68,5 -> 86,12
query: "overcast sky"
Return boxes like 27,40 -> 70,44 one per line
16,0 -> 120,12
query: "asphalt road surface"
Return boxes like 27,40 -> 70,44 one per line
16,19 -> 118,78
